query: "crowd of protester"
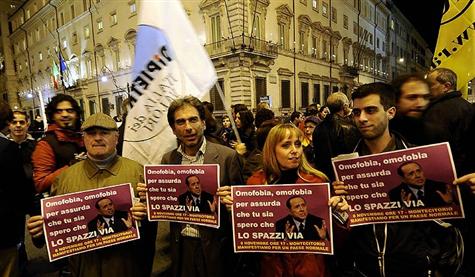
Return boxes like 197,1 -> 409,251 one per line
1,67 -> 475,277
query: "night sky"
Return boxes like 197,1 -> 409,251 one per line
394,0 -> 445,52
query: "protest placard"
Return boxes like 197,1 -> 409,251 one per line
41,184 -> 139,261
232,184 -> 333,254
332,143 -> 464,226
145,164 -> 220,228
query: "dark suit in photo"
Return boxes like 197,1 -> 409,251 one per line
275,214 -> 326,240
87,210 -> 130,233
178,190 -> 214,213
389,179 -> 449,207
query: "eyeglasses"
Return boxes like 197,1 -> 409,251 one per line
54,108 -> 76,114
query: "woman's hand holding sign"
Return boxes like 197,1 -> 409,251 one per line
332,181 -> 348,196
328,196 -> 349,213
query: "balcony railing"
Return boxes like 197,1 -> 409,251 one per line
205,35 -> 278,58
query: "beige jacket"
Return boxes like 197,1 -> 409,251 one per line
51,156 -> 155,277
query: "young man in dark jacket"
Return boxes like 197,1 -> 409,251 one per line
0,101 -> 29,277
389,74 -> 431,146
333,83 -> 458,277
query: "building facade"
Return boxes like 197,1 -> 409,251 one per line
0,0 -> 432,119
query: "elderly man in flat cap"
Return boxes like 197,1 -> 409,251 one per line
27,113 -> 156,277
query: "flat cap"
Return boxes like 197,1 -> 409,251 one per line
304,116 -> 320,125
81,113 -> 118,131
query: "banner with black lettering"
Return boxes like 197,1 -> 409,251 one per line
232,184 -> 333,254
145,164 -> 220,228
332,142 -> 464,226
432,0 -> 475,96
41,184 -> 139,261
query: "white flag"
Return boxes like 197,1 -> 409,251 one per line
123,0 -> 217,164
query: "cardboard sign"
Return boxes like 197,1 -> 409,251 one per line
145,164 -> 220,228
232,184 -> 333,254
332,143 -> 464,226
41,184 -> 139,261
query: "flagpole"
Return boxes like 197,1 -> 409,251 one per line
47,1 -> 65,94
214,82 -> 241,143
329,0 -> 333,92
37,90 -> 48,130
88,0 -> 102,112
58,51 -> 66,93
292,0 -> 297,111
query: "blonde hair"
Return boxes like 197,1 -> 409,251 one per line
262,123 -> 328,182
257,101 -> 270,111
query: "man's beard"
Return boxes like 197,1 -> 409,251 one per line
62,121 -> 75,130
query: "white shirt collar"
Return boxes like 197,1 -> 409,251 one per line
177,138 -> 207,163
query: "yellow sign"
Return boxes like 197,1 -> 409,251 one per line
432,0 -> 475,96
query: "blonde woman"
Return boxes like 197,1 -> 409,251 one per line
247,123 -> 327,185
218,123 -> 347,277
